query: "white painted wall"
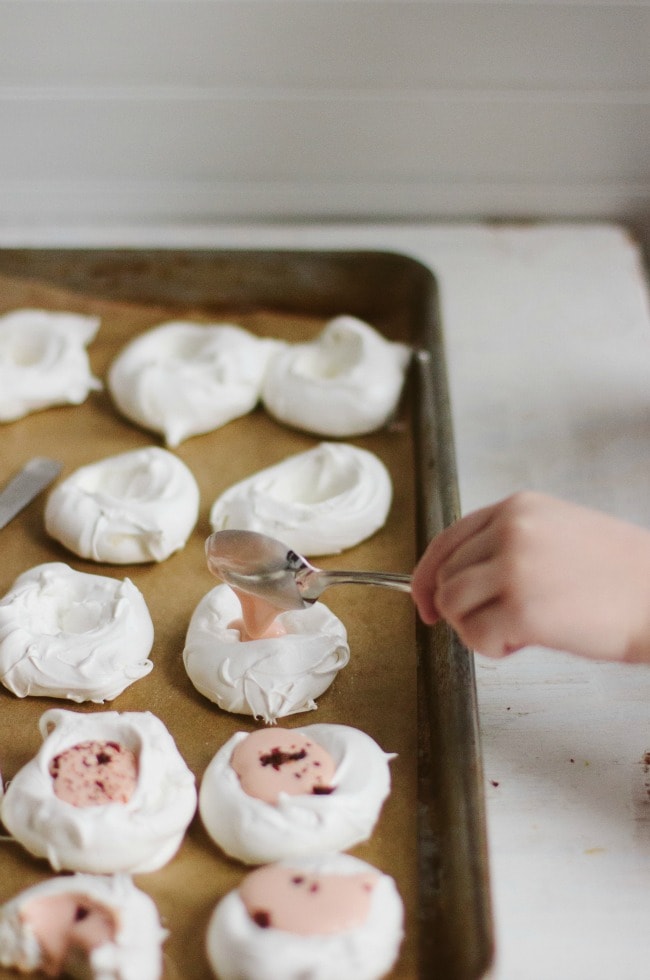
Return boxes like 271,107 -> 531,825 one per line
1,1 -> 648,231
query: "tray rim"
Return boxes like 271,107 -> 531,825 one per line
0,244 -> 494,979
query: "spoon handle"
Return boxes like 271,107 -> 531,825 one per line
301,569 -> 412,602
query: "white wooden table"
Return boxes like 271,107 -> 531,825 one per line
3,221 -> 649,979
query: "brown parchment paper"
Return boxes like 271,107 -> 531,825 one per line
0,257 -> 419,979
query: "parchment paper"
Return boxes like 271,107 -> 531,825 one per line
0,262 -> 418,979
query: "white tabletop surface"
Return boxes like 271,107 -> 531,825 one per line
2,221 -> 649,979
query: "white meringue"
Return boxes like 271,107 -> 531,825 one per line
209,442 -> 393,556
0,562 -> 154,703
1,708 -> 197,874
183,585 -> 349,724
0,309 -> 101,422
198,724 -> 394,864
44,446 -> 200,564
261,315 -> 411,437
107,320 -> 284,446
0,873 -> 166,980
206,853 -> 404,980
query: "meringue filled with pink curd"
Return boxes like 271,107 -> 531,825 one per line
206,853 -> 404,980
0,873 -> 166,980
0,708 -> 197,874
182,584 -> 350,724
198,724 -> 394,864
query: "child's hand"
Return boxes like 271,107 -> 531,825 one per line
411,491 -> 650,662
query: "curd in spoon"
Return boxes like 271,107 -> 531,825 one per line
205,530 -> 412,639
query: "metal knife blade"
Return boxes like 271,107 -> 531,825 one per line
0,457 -> 62,529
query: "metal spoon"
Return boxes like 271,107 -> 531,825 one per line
205,529 -> 412,611
0,457 -> 62,530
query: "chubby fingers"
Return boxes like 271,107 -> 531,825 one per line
413,515 -> 525,657
411,502 -> 499,624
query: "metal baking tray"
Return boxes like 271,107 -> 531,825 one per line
0,248 -> 493,979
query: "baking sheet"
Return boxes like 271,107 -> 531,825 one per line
0,248 -> 493,979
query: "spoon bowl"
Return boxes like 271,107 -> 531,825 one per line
205,530 -> 412,610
